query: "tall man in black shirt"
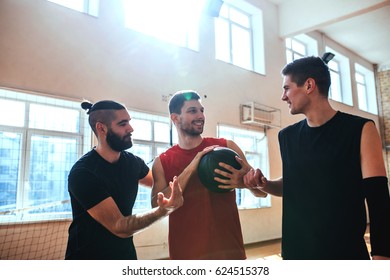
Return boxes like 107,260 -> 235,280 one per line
243,56 -> 390,260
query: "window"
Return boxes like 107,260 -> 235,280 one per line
355,63 -> 377,114
325,47 -> 353,106
217,124 -> 271,209
48,0 -> 99,16
123,0 -> 206,51
285,38 -> 305,63
328,59 -> 342,102
0,88 -> 90,223
215,1 -> 265,74
285,34 -> 318,63
129,110 -> 176,212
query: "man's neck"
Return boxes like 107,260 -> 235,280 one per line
178,134 -> 203,150
305,101 -> 337,127
94,145 -> 121,163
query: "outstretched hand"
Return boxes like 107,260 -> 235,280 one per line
156,176 -> 183,214
244,168 -> 269,195
242,168 -> 268,197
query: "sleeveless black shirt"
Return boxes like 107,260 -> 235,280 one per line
279,111 -> 372,259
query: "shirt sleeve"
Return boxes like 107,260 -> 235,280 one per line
68,168 -> 110,210
135,156 -> 150,180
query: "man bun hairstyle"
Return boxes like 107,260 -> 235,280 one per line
81,100 -> 126,136
81,100 -> 125,114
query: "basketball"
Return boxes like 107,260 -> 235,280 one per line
197,147 -> 242,193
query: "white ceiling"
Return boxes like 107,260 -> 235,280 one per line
266,0 -> 390,70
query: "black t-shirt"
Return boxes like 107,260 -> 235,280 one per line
279,111 -> 372,260
65,149 -> 149,260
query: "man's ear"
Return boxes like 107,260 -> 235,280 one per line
306,78 -> 316,94
96,122 -> 107,135
170,113 -> 179,126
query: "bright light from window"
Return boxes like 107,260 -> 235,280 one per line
48,0 -> 99,16
123,0 -> 206,50
355,63 -> 377,114
0,99 -> 25,127
49,0 -> 84,12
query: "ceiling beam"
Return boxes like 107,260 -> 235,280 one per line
278,0 -> 390,37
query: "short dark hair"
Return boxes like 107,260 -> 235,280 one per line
281,56 -> 331,97
168,90 -> 201,114
81,100 -> 126,135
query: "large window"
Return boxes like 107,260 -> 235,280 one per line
123,0 -> 205,51
48,0 -> 99,16
325,47 -> 353,106
215,1 -> 265,74
285,34 -> 318,64
355,63 -> 377,114
328,59 -> 342,102
0,88 -> 90,223
217,124 -> 271,209
285,37 -> 306,63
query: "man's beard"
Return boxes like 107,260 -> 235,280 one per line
179,120 -> 204,136
106,129 -> 133,152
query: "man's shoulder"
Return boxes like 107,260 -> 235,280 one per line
338,111 -> 372,122
203,137 -> 227,146
280,119 -> 305,135
70,149 -> 96,169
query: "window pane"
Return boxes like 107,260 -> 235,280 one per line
219,4 -> 228,17
231,25 -> 251,69
234,135 -> 254,151
27,135 -> 78,212
230,8 -> 250,27
355,72 -> 365,84
0,131 -> 22,213
48,0 -> 85,12
215,19 -> 230,62
328,60 -> 339,71
131,119 -> 152,141
123,0 -> 204,51
357,84 -> 368,111
218,125 -> 270,209
285,38 -> 291,48
291,39 -> 305,55
131,144 -> 152,164
286,50 -> 293,64
29,104 -> 80,133
0,99 -> 25,127
131,144 -> 152,212
330,71 -> 342,102
133,186 -> 151,211
156,145 -> 170,156
154,122 -> 170,143
293,52 -> 304,60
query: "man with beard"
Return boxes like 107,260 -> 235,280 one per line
65,100 -> 183,260
151,91 -> 266,259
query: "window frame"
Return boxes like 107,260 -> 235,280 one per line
285,34 -> 318,64
122,0 -> 204,51
0,88 -> 90,224
355,63 -> 377,115
128,110 -> 174,213
214,0 -> 265,74
217,123 -> 271,209
328,59 -> 343,102
325,46 -> 353,106
47,0 -> 99,17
